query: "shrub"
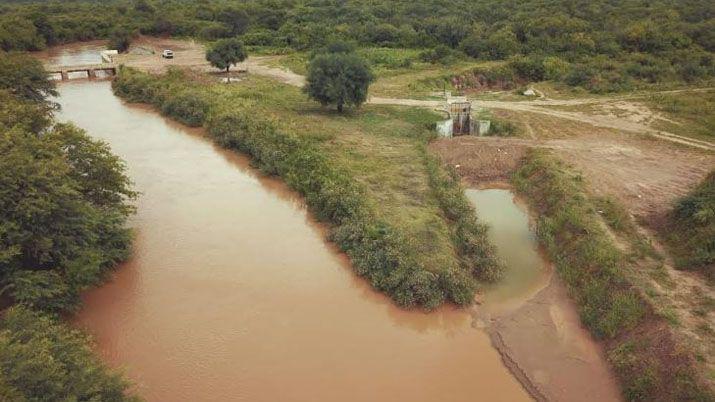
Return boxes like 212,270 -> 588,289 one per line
161,90 -> 209,127
419,45 -> 458,64
0,306 -> 137,401
508,55 -> 546,82
543,56 -> 571,80
663,170 -> 715,278
107,27 -> 132,53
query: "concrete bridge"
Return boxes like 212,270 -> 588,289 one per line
45,63 -> 117,80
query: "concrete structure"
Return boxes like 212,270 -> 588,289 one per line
101,50 -> 119,63
447,97 -> 472,136
46,63 -> 117,80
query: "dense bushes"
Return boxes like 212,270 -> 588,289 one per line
161,90 -> 209,127
0,52 -> 136,400
2,0 -> 714,90
662,170 -> 715,279
113,67 -> 500,308
513,149 -> 712,401
0,306 -> 137,401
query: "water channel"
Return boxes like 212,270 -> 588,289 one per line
49,45 -> 560,401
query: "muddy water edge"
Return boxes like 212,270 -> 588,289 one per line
48,45 -> 531,402
466,187 -> 622,402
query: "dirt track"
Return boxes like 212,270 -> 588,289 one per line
431,134 -> 714,222
112,37 -> 714,151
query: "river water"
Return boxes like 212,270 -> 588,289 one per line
51,49 -> 532,400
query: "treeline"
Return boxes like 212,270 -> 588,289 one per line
0,52 -> 137,400
1,0 -> 714,90
112,66 -> 501,308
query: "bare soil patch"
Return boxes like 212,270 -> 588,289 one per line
114,36 -> 305,86
431,132 -> 714,225
429,137 -> 528,183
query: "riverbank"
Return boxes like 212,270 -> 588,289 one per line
434,139 -> 714,400
111,66 -> 503,309
464,187 -> 622,401
512,149 -> 713,401
58,79 -> 531,402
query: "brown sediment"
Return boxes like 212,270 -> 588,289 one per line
464,187 -> 622,402
488,330 -> 548,402
481,276 -> 623,402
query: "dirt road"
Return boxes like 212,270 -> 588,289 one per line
107,36 -> 714,151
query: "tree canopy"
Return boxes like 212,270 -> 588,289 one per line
0,51 -> 137,402
304,51 -> 374,112
206,38 -> 247,73
0,52 -> 57,106
0,306 -> 138,401
1,0 -> 714,90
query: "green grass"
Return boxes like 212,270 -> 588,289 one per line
646,90 -> 715,141
112,66 -> 502,309
512,149 -> 713,401
660,170 -> 715,280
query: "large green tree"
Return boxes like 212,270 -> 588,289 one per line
304,52 -> 374,112
0,52 -> 57,106
205,38 -> 247,73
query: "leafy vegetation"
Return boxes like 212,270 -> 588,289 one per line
1,0 -> 713,91
661,170 -> 715,279
0,306 -> 138,401
0,51 -> 137,400
513,149 -> 712,401
113,66 -> 502,309
108,26 -> 134,53
1,53 -> 135,314
305,49 -> 374,112
206,37 -> 247,73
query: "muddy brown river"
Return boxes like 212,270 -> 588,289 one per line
55,77 -> 532,401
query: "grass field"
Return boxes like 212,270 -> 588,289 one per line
645,90 -> 715,141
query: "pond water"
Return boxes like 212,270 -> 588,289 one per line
50,48 -> 531,401
466,188 -> 550,309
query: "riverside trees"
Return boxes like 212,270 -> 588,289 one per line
0,52 -> 137,400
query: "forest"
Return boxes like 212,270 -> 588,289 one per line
1,0 -> 714,92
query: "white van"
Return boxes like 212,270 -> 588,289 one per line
162,49 -> 174,59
